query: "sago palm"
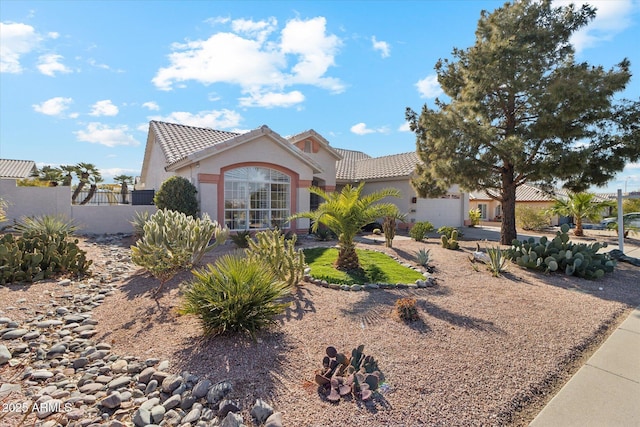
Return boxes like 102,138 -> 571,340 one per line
291,182 -> 401,271
549,192 -> 614,236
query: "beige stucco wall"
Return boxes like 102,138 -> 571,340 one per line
0,179 -> 157,234
304,148 -> 337,188
356,179 -> 468,228
139,140 -> 172,190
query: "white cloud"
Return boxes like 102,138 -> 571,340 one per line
416,74 -> 443,99
89,100 -> 119,116
398,122 -> 411,132
152,16 -> 344,106
0,22 -> 41,73
553,0 -> 637,52
32,96 -> 74,116
47,32 -> 59,39
371,36 -> 390,58
238,90 -> 305,108
37,53 -> 71,76
142,101 -> 160,111
149,109 -> 242,129
350,122 -> 390,135
74,123 -> 140,147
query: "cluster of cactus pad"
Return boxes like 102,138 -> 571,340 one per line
440,229 -> 460,250
0,231 -> 92,284
507,224 -> 615,279
315,345 -> 382,402
245,228 -> 305,290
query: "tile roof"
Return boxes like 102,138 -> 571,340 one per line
335,149 -> 419,181
469,183 -> 570,202
0,159 -> 36,179
150,120 -> 240,166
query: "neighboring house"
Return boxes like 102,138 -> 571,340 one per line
0,159 -> 36,180
137,120 -> 468,232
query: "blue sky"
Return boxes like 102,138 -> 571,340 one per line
1,0 -> 639,193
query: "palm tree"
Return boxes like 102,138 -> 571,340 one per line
290,182 -> 401,271
548,192 -> 614,237
59,165 -> 78,186
71,163 -> 100,204
80,172 -> 104,205
37,166 -> 63,186
113,175 -> 133,204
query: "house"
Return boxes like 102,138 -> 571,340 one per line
137,120 -> 468,232
0,159 -> 37,180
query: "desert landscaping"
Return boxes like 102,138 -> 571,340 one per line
1,225 -> 639,427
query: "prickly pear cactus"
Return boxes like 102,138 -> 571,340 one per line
507,224 -> 615,279
314,345 -> 382,402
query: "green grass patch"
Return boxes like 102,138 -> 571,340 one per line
303,247 -> 425,285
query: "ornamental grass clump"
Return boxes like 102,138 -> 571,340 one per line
179,254 -> 290,338
245,229 -> 305,290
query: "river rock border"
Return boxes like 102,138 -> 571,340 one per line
0,234 -> 282,427
302,245 -> 437,291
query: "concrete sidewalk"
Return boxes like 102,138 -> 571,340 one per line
529,306 -> 640,426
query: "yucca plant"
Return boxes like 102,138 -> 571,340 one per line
13,214 -> 79,239
130,210 -> 152,238
486,245 -> 508,277
415,248 -> 431,267
179,254 -> 290,338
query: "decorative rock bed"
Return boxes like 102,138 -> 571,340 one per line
0,234 -> 282,427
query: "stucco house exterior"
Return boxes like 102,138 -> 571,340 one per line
137,120 -> 469,233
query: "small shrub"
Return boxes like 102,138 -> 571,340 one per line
415,248 -> 432,267
245,229 -> 305,290
179,254 -> 290,338
516,205 -> 550,231
0,198 -> 7,223
131,209 -> 228,294
486,245 -> 508,277
314,228 -> 335,241
409,221 -> 434,241
154,176 -> 199,217
13,214 -> 79,238
395,297 -> 419,322
314,345 -> 382,402
372,228 -> 382,235
469,208 -> 481,226
230,230 -> 252,248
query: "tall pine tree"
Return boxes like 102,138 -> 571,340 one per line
406,0 -> 640,244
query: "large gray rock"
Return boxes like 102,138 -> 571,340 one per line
206,380 -> 232,405
251,398 -> 274,424
0,345 -> 11,365
192,379 -> 211,398
100,392 -> 122,409
265,412 -> 283,427
133,407 -> 151,427
221,411 -> 245,427
161,374 -> 183,393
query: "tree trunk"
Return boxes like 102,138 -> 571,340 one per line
121,185 -> 128,204
574,216 -> 584,236
80,184 -> 97,205
500,174 -> 518,245
336,238 -> 360,271
71,172 -> 89,204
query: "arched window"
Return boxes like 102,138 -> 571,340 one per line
223,167 -> 290,230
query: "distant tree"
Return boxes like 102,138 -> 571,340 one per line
72,163 -> 100,204
113,174 -> 134,204
406,0 -> 640,244
59,165 -> 78,186
548,192 -> 614,236
79,172 -> 104,205
36,166 -> 63,186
